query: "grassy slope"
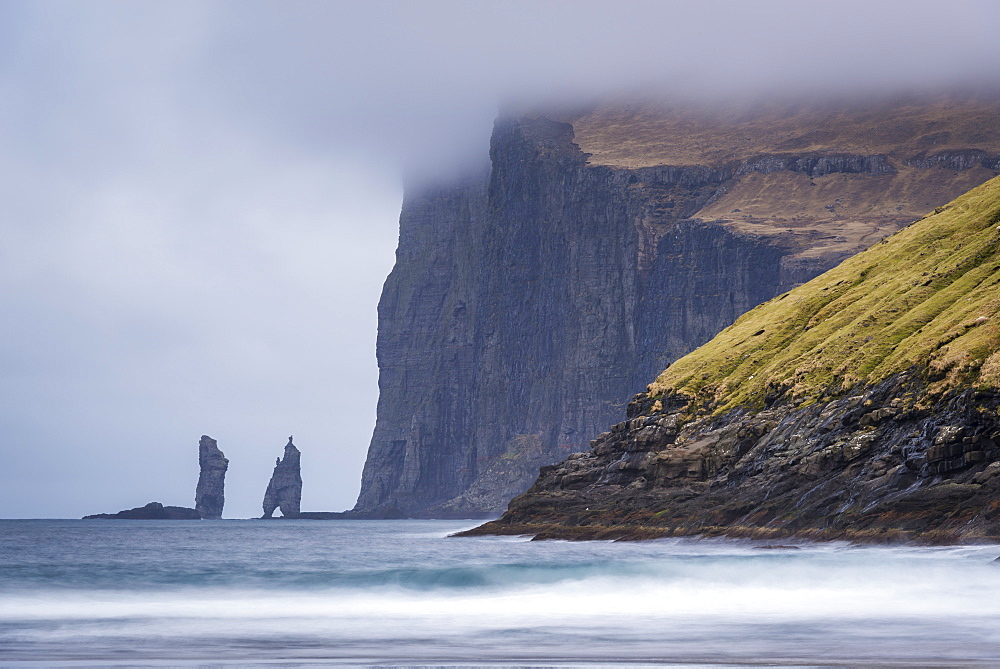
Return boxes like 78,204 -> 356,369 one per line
649,176 -> 1000,412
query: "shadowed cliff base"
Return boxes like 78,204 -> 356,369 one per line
358,91 -> 1000,518
461,176 -> 1000,543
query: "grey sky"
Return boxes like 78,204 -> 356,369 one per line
2,0 -> 999,518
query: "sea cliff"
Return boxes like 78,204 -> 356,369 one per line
358,95 -> 1000,517
464,176 -> 1000,542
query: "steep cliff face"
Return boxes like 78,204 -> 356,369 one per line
358,95 -> 1000,517
263,437 -> 302,518
194,435 -> 228,519
465,177 -> 1000,542
355,172 -> 488,515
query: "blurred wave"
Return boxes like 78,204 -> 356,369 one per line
2,519 -> 1000,665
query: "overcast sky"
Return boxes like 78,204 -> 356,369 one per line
2,1 -> 999,518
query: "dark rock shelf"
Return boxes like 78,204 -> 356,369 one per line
84,501 -> 201,520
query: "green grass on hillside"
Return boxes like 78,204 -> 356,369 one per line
649,176 -> 1000,412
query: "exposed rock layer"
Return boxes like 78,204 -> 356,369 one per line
195,435 -> 228,519
464,177 -> 1000,542
263,437 -> 302,518
358,95 -> 1000,517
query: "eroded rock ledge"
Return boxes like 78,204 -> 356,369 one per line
461,372 -> 1000,543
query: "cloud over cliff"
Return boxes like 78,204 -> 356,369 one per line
197,0 -> 1000,177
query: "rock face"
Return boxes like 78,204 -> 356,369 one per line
263,437 -> 302,518
84,501 -> 201,520
357,94 -> 1000,518
465,375 -> 1000,542
194,435 -> 228,519
464,177 -> 1000,542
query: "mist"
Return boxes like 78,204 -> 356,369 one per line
1,0 -> 999,518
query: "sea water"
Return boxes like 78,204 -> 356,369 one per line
2,519 -> 1000,667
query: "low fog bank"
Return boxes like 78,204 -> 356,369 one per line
1,0 -> 999,517
199,0 -> 1000,183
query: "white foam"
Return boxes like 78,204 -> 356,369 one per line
5,539 -> 1000,663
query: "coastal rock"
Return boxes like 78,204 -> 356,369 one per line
357,94 -> 1000,518
263,436 -> 302,518
84,501 -> 201,520
195,435 -> 228,519
466,376 -> 1000,542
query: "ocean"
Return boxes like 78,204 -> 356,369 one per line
2,519 -> 1000,667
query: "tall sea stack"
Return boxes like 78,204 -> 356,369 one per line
263,436 -> 302,518
194,435 -> 228,519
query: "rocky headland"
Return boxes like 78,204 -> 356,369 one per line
462,176 -> 1000,543
358,92 -> 1000,518
262,436 -> 302,518
195,435 -> 228,519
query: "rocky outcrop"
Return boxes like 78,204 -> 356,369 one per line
735,153 -> 896,177
463,375 -> 1000,542
194,435 -> 228,519
263,437 -> 302,518
463,177 -> 1000,542
905,149 -> 1000,171
84,501 -> 201,520
358,96 -> 1000,518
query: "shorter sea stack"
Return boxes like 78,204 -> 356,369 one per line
263,436 -> 302,518
195,435 -> 228,519
84,501 -> 201,520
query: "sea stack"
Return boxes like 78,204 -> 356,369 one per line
263,436 -> 302,518
194,435 -> 228,519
